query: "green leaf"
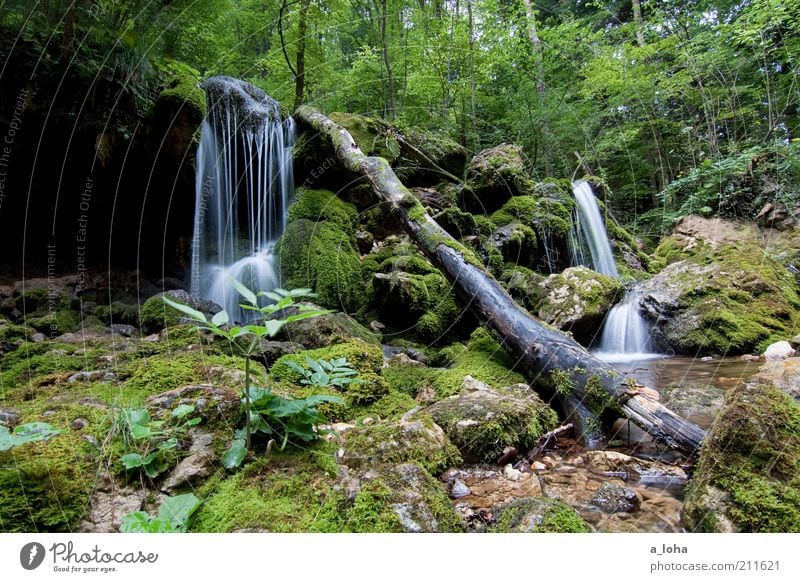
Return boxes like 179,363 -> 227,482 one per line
211,310 -> 230,326
163,297 -> 207,323
172,404 -> 195,420
129,424 -> 152,440
222,439 -> 247,469
228,277 -> 258,306
185,417 -> 202,426
120,512 -> 156,533
5,422 -> 64,447
121,453 -> 146,469
0,425 -> 14,452
158,493 -> 201,529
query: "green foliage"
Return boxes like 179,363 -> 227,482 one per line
284,356 -> 364,389
121,493 -> 202,533
0,422 -> 63,452
118,405 -> 200,479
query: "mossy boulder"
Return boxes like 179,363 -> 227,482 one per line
491,497 -> 590,533
488,222 -> 538,266
659,380 -> 725,421
425,376 -> 558,463
682,375 -> 800,532
277,310 -> 379,349
287,188 -> 358,232
93,301 -> 140,327
276,219 -> 364,313
642,216 -> 800,354
463,144 -> 529,212
400,128 -> 468,181
341,415 -> 462,475
140,290 -> 221,334
329,112 -> 400,163
531,266 -> 623,344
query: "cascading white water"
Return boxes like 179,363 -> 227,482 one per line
570,181 -> 659,360
191,77 -> 295,322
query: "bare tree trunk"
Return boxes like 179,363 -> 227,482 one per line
522,0 -> 553,176
467,0 -> 478,151
377,0 -> 396,119
632,0 -> 646,47
295,105 -> 707,456
293,0 -> 310,111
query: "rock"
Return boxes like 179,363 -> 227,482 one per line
139,290 -> 222,334
790,335 -> 800,350
491,497 -> 590,533
31,333 -> 47,342
426,381 -> 558,463
450,479 -> 471,499
659,380 -> 725,419
387,352 -> 424,367
748,357 -> 800,400
589,482 -> 641,513
369,320 -> 385,333
347,464 -> 463,532
162,451 -> 215,492
763,341 -> 796,360
355,230 -> 374,254
341,415 -> 462,475
531,462 -> 547,473
79,473 -> 146,533
110,324 -> 138,337
463,144 -> 529,212
643,216 -> 800,355
0,408 -> 21,427
682,373 -> 800,532
255,340 -> 304,368
412,186 -> 454,211
70,418 -> 89,431
531,266 -> 623,343
146,384 -> 240,428
489,222 -> 537,265
441,465 -> 543,514
585,450 -> 687,483
503,464 -> 523,481
278,309 -> 380,349
497,446 -> 518,466
68,370 -> 115,383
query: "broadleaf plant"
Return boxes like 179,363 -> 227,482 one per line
120,493 -> 202,533
0,422 -> 63,452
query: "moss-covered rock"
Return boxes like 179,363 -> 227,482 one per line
491,497 -> 590,533
532,266 -> 623,344
276,219 -> 365,313
488,222 -> 538,266
329,112 -> 401,163
28,308 -> 82,335
140,290 -> 221,334
463,144 -> 529,213
278,310 -> 380,349
341,415 -> 462,475
425,376 -> 558,463
682,376 -> 800,532
155,60 -> 205,121
642,216 -> 800,354
287,188 -> 358,232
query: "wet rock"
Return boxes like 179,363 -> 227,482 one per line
532,267 -> 623,344
589,482 -> 641,513
585,450 -> 688,483
749,357 -> 800,400
255,340 -> 304,368
278,309 -> 380,348
110,324 -> 138,337
763,341 -> 796,360
355,230 -> 374,254
659,380 -> 725,419
490,222 -> 537,265
426,379 -> 558,463
441,465 -> 543,513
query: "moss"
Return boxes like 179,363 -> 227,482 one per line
140,295 -> 182,333
276,219 -> 365,313
343,416 -> 462,474
358,390 -> 418,420
28,308 -> 81,334
0,342 -> 96,395
549,369 -> 574,396
684,380 -> 800,532
433,327 -> 526,398
270,339 -> 387,409
192,444 -> 345,532
288,188 -> 358,232
492,498 -> 590,533
491,195 -> 574,239
154,60 -> 205,120
94,302 -> 140,327
0,320 -> 31,343
382,363 -> 440,398
329,112 -> 400,162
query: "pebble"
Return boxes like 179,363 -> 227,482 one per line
531,461 -> 547,473
555,465 -> 577,474
503,464 -> 523,481
71,417 -> 89,431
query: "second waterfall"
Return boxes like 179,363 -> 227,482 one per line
570,181 -> 659,361
191,77 -> 295,322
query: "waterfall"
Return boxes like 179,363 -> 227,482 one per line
191,77 -> 295,322
570,181 -> 659,360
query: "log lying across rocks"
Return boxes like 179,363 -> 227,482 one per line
295,106 -> 706,456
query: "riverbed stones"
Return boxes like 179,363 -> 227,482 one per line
589,482 -> 641,513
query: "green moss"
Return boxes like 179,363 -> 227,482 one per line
343,416 -> 462,474
0,320 -> 31,343
154,60 -> 205,120
28,308 -> 81,334
94,302 -> 140,327
433,327 -> 525,398
0,342 -> 95,395
192,444 -> 345,532
140,295 -> 182,334
491,195 -> 574,238
492,498 -> 590,533
382,363 -> 440,398
276,219 -> 365,312
270,339 -> 387,409
329,112 -> 400,162
684,381 -> 800,532
288,188 -> 358,232
549,369 -> 574,396
358,390 -> 418,420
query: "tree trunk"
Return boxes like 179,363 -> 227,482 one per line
293,0 -> 310,111
295,105 -> 707,456
377,0 -> 396,120
632,0 -> 645,47
521,0 -> 553,176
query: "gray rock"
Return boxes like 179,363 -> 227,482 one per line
110,324 -> 138,337
79,473 -> 146,533
589,482 -> 641,513
31,333 -> 47,342
68,370 -> 109,383
0,408 -> 21,427
450,479 -> 471,499
763,341 -> 796,360
70,417 -> 89,431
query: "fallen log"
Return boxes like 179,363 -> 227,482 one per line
295,105 -> 706,456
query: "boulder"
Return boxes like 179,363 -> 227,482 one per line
642,216 -> 800,355
463,144 -> 530,213
763,341 -> 796,360
425,377 -> 558,463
